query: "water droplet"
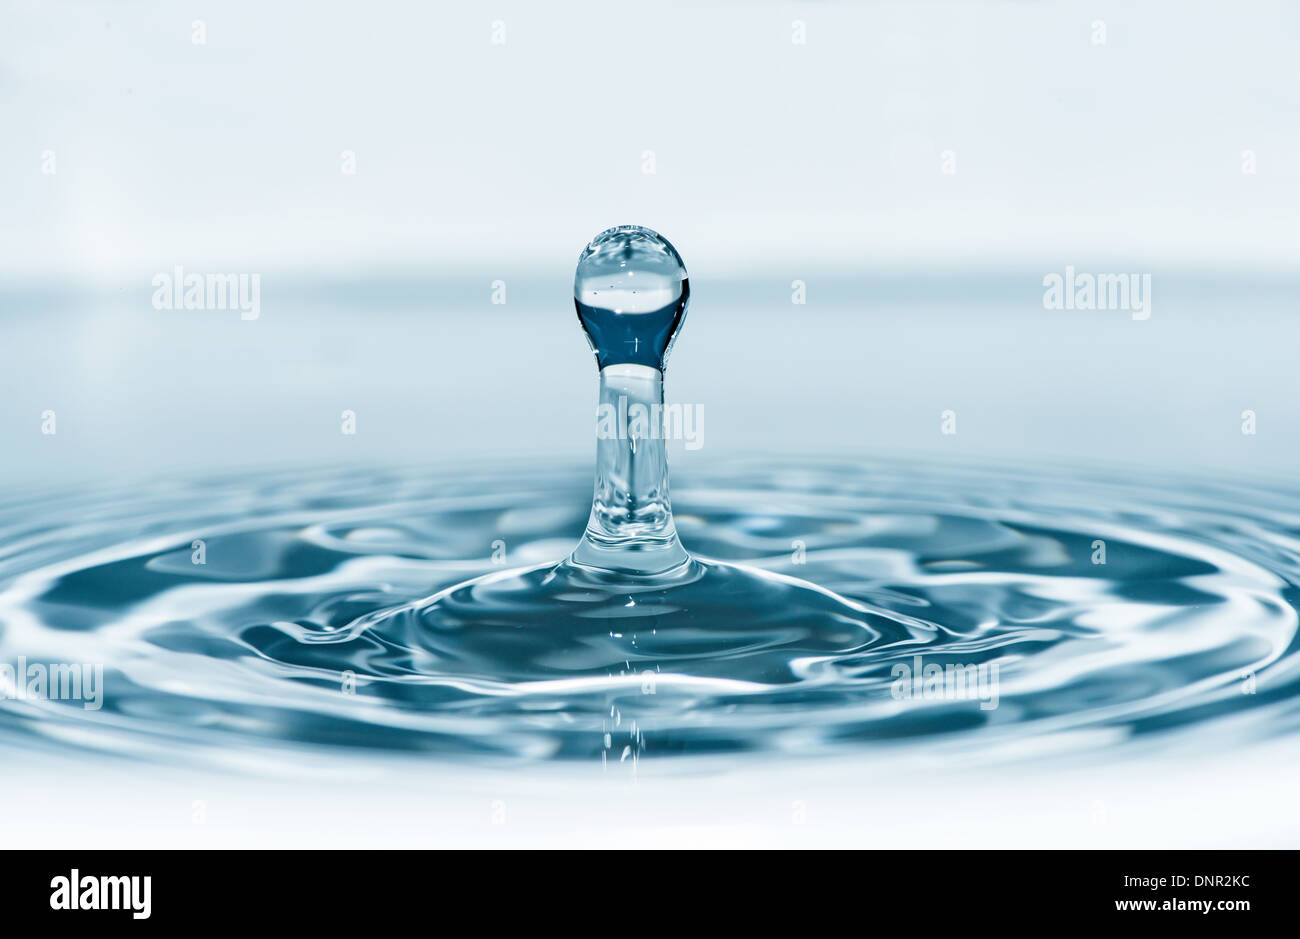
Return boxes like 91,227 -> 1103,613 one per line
574,225 -> 689,372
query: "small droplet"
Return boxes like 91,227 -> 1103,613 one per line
574,225 -> 689,372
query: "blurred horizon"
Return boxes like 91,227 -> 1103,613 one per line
3,0 -> 1297,489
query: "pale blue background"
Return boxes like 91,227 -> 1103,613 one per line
2,0 -> 1297,484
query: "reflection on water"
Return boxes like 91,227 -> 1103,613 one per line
0,458 -> 1297,766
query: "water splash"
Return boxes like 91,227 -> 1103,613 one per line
0,458 -> 1297,765
571,225 -> 692,571
0,230 -> 1296,768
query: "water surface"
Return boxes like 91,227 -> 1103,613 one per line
1,457 -> 1296,767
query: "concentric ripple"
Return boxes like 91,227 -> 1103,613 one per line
1,458 -> 1298,764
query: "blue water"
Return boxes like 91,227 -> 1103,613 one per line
3,236 -> 1298,773
1,456 -> 1296,764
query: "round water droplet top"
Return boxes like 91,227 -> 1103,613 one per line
574,225 -> 689,371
